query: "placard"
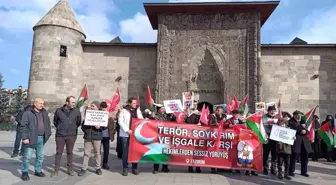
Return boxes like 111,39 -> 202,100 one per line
182,92 -> 194,109
163,99 -> 183,113
255,102 -> 265,112
84,110 -> 109,127
270,125 -> 296,145
128,119 -> 262,171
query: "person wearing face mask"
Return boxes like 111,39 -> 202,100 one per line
262,105 -> 278,175
310,115 -> 321,161
288,111 -> 312,177
282,112 -> 292,121
320,115 -> 334,162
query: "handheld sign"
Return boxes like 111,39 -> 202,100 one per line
163,99 -> 183,113
84,110 -> 109,127
270,125 -> 296,145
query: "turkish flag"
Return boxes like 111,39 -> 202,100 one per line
200,105 -> 209,125
109,88 -> 120,112
227,95 -> 239,114
174,112 -> 185,124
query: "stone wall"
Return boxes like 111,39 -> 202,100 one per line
260,46 -> 336,119
28,26 -> 85,112
156,12 -> 260,109
82,44 -> 157,108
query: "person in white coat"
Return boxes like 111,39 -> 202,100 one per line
118,97 -> 144,176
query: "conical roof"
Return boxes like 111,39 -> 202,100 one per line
33,0 -> 86,38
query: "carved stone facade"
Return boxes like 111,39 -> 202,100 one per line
156,13 -> 260,109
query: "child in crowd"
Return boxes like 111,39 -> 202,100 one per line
276,118 -> 293,180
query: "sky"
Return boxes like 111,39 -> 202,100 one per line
0,0 -> 335,89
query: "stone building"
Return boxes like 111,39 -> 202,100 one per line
27,0 -> 336,118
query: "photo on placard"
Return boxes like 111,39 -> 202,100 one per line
255,102 -> 266,112
182,91 -> 194,110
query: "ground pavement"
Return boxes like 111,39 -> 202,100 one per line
0,131 -> 335,185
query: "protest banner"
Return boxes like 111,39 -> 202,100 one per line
84,110 -> 109,127
270,125 -> 296,145
163,99 -> 183,113
182,92 -> 194,110
128,119 -> 263,171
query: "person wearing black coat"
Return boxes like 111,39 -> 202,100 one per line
310,115 -> 321,161
11,104 -> 32,158
320,115 -> 335,162
185,101 -> 202,173
288,111 -> 313,177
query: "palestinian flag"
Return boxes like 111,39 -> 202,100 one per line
246,111 -> 267,143
241,94 -> 248,118
146,86 -> 154,108
75,84 -> 88,110
318,121 -> 334,148
302,105 -> 318,142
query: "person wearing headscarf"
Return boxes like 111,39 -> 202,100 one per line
288,111 -> 312,177
276,118 -> 293,180
262,105 -> 278,175
311,115 -> 321,161
320,115 -> 335,162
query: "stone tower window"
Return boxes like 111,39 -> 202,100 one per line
60,45 -> 67,57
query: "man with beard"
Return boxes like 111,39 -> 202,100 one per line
51,96 -> 81,177
262,106 -> 278,175
118,97 -> 144,176
208,106 -> 227,174
152,104 -> 174,174
288,111 -> 312,177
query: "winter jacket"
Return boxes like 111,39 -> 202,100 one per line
20,108 -> 52,146
288,118 -> 313,154
262,114 -> 278,136
81,120 -> 103,141
276,123 -> 292,154
54,106 -> 81,137
185,112 -> 200,124
209,113 -> 227,126
15,105 -> 32,125
118,106 -> 143,137
224,117 -> 244,128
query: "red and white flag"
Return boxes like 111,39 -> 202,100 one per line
199,104 -> 209,125
227,95 -> 239,114
107,88 -> 120,112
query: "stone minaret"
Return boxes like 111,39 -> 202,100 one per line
28,0 -> 86,111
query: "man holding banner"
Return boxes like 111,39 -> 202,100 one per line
152,104 -> 173,174
118,97 -> 144,176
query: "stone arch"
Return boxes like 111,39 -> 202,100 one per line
186,44 -> 228,104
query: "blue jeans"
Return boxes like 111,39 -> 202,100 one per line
120,137 -> 138,169
21,136 -> 45,173
13,124 -> 24,154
